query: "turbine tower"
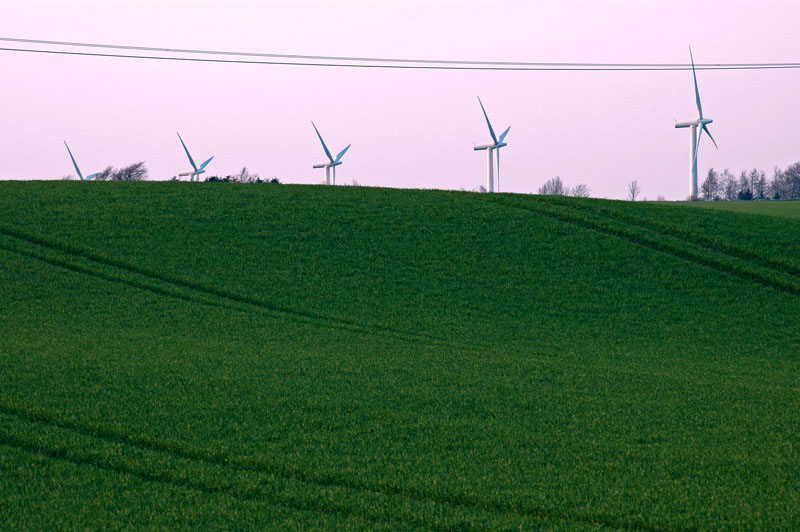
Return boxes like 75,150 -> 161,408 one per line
675,47 -> 717,200
177,132 -> 214,182
312,122 -> 350,185
473,97 -> 510,193
64,141 -> 99,181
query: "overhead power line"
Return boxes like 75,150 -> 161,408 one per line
2,37 -> 800,71
4,36 -> 800,68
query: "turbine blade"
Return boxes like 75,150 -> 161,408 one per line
693,126 -> 703,169
64,141 -> 84,180
477,97 -> 498,143
702,124 -> 718,149
498,126 -> 511,143
312,122 -> 334,163
335,144 -> 351,163
85,173 -> 99,180
177,132 -> 198,172
690,46 -> 703,119
200,156 -> 214,170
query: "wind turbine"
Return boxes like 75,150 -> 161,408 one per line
64,141 -> 99,181
176,132 -> 214,182
312,122 -> 350,185
473,97 -> 510,193
674,47 -> 717,200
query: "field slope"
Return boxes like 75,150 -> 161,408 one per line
1,182 -> 799,531
689,199 -> 800,219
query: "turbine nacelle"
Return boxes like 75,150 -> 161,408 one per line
677,118 -> 714,129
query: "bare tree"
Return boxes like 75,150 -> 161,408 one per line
771,162 -> 800,199
570,183 -> 591,198
627,180 -> 641,201
737,170 -> 753,200
770,166 -> 784,199
94,166 -> 115,181
785,162 -> 800,199
700,168 -> 720,201
748,168 -> 767,199
722,169 -> 737,201
112,162 -> 148,181
538,176 -> 566,196
231,166 -> 261,183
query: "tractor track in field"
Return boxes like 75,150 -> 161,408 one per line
488,196 -> 800,298
0,402 -> 690,532
0,240 -> 237,311
0,224 -> 487,351
0,430 -> 451,532
538,196 -> 800,279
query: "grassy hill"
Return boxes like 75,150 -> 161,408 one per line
1,182 -> 799,531
689,200 -> 800,219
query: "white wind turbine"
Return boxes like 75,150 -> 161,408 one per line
675,47 -> 717,200
473,97 -> 510,193
312,122 -> 350,185
64,141 -> 99,181
177,132 -> 214,182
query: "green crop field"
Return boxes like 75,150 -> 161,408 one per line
1,182 -> 799,531
688,200 -> 800,219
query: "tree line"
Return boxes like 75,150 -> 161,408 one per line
64,162 -> 148,181
64,164 -> 282,183
537,177 -> 645,201
537,176 -> 591,198
203,167 -> 280,184
700,162 -> 800,201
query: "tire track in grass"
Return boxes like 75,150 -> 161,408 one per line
0,226 -> 486,350
538,196 -> 800,279
0,208 -> 704,531
0,237 -> 369,343
0,430 -> 453,532
0,402 -> 689,532
487,196 -> 800,297
0,417 -> 545,532
0,240 -> 238,312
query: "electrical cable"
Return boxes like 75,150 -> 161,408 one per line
1,36 -> 800,71
3,45 -> 800,71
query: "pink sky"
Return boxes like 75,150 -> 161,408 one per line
2,0 -> 799,199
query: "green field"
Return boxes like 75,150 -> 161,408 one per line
688,200 -> 800,219
1,182 -> 799,531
